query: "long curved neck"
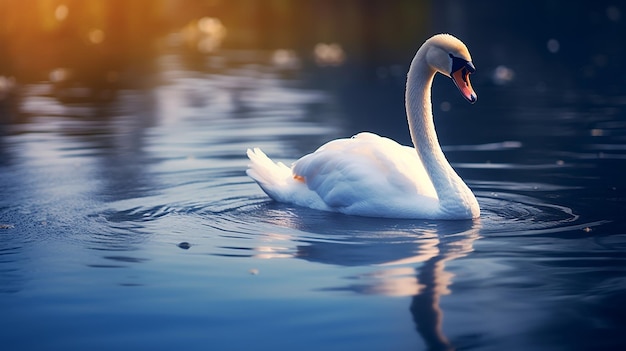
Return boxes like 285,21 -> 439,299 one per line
406,49 -> 476,217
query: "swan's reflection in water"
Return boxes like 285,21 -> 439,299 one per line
408,226 -> 478,351
260,207 -> 480,350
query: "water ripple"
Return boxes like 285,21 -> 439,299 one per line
443,141 -> 523,152
476,191 -> 610,237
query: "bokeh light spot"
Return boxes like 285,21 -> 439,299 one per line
547,39 -> 560,53
55,5 -> 68,22
88,29 -> 105,44
314,43 -> 346,67
492,65 -> 515,85
607,6 -> 621,22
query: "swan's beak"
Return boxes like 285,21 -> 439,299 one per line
451,64 -> 477,104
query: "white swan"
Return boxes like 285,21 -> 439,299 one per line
246,34 -> 480,219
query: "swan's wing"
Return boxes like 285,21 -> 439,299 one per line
292,132 -> 438,212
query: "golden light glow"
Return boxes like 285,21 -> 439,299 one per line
0,1 -> 429,90
55,4 -> 68,22
314,43 -> 346,66
181,16 -> 227,54
49,67 -> 69,83
272,49 -> 300,69
198,17 -> 224,36
88,29 -> 105,44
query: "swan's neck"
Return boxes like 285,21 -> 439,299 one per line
406,50 -> 478,218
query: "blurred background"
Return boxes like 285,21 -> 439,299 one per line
1,0 -> 624,125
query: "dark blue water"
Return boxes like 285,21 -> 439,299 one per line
2,2 -> 626,351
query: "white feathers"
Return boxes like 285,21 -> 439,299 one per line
246,148 -> 327,210
246,148 -> 290,188
246,133 -> 442,218
246,34 -> 480,219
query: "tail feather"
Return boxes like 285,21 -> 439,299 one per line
246,148 -> 292,198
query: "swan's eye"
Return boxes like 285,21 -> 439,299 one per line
450,54 -> 475,75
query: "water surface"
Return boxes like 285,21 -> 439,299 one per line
2,3 -> 626,351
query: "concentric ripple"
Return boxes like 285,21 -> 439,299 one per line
476,190 -> 608,236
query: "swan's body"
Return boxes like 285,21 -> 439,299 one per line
247,34 -> 480,219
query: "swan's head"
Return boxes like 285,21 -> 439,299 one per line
424,34 -> 477,104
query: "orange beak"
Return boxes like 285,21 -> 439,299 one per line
452,66 -> 477,104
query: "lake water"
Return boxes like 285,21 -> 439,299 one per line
2,3 -> 626,351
